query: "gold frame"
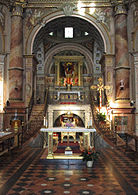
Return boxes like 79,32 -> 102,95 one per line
54,56 -> 83,86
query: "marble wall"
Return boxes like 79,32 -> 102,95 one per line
134,53 -> 138,135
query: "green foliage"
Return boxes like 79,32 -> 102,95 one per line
97,112 -> 106,122
81,147 -> 100,162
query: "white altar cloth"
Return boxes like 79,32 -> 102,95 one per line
0,131 -> 12,137
40,127 -> 96,133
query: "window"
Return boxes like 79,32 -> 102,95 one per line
49,32 -> 53,36
65,27 -> 73,38
85,32 -> 89,36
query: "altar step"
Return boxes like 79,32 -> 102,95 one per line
55,142 -> 81,154
52,154 -> 83,160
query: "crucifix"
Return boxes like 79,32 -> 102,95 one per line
91,77 -> 110,111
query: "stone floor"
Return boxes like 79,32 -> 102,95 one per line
0,144 -> 138,195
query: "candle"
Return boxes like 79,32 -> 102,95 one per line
45,119 -> 47,127
44,116 -> 46,126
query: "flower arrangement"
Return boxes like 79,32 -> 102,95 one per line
81,147 -> 99,162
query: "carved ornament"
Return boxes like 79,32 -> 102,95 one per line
61,3 -> 76,16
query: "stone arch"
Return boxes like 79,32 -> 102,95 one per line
54,113 -> 85,127
25,11 -> 112,55
44,43 -> 94,74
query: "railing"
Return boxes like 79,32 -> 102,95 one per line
28,90 -> 34,120
14,90 -> 48,146
43,88 -> 49,117
90,92 -> 125,148
21,119 -> 43,144
20,88 -> 49,146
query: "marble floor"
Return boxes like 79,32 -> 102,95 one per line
0,144 -> 138,195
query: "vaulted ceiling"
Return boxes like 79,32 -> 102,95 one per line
33,16 -> 104,54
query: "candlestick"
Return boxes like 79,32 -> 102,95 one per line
44,116 -> 46,126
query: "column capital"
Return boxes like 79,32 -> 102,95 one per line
112,0 -> 128,15
10,0 -> 27,17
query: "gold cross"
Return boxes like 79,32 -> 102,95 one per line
91,78 -> 110,111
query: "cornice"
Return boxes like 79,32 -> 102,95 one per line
24,0 -> 112,8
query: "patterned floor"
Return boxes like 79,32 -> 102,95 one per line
0,145 -> 138,195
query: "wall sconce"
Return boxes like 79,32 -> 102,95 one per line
120,80 -> 124,90
130,100 -> 135,106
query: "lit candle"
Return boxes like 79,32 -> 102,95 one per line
45,119 -> 47,127
44,116 -> 46,126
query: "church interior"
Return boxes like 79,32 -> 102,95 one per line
0,0 -> 138,194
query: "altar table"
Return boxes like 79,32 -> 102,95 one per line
40,127 -> 96,159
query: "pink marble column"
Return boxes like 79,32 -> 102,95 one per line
9,4 -> 23,101
115,2 -> 130,101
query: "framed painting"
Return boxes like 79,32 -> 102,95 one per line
54,56 -> 84,86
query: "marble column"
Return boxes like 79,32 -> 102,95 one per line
83,132 -> 90,149
0,54 -> 5,129
47,132 -> 54,159
114,1 -> 130,101
134,52 -> 138,135
9,4 -> 23,101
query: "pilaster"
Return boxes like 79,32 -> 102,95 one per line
134,52 -> 138,135
114,0 -> 130,101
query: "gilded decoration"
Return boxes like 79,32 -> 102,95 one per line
133,2 -> 138,28
22,0 -> 113,47
25,8 -> 45,27
94,7 -> 112,30
0,5 -> 5,27
54,56 -> 83,87
61,3 -> 76,16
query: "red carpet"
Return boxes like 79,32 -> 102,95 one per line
54,142 -> 81,153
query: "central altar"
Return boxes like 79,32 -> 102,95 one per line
40,127 -> 96,159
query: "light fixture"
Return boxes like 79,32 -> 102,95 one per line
130,100 -> 135,106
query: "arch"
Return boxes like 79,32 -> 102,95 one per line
54,113 -> 85,127
25,11 -> 112,55
44,43 -> 94,74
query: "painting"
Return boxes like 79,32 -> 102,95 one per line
59,61 -> 78,86
54,56 -> 83,86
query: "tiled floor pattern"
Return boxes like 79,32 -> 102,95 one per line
0,146 -> 138,195
101,149 -> 138,193
0,147 -> 34,188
